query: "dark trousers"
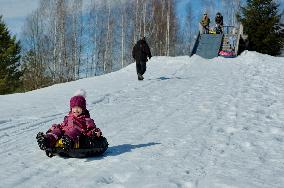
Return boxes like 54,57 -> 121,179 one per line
136,60 -> 146,75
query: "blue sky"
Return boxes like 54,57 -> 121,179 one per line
0,0 -> 283,38
0,0 -> 40,36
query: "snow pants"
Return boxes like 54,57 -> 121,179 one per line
46,124 -> 82,147
199,23 -> 209,34
136,60 -> 146,76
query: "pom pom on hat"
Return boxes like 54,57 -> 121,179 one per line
70,89 -> 87,110
74,89 -> 87,98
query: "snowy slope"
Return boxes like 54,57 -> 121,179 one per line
0,51 -> 284,188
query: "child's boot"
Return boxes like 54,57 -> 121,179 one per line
36,132 -> 57,150
36,132 -> 48,150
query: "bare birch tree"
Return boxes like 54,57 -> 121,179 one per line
88,0 -> 98,76
221,0 -> 241,26
104,0 -> 113,73
120,3 -> 126,68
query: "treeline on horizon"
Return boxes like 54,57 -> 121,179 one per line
0,0 -> 283,95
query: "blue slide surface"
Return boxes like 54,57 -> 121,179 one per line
193,34 -> 223,59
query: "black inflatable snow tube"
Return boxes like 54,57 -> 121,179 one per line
46,136 -> 108,158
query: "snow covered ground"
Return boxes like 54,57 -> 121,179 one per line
0,51 -> 284,188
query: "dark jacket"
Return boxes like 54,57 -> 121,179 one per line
132,39 -> 152,62
215,15 -> 223,26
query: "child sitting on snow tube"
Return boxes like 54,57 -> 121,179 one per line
36,89 -> 107,157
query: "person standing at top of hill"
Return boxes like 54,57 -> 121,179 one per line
215,12 -> 224,34
199,11 -> 210,34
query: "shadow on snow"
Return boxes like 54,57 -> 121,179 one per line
148,76 -> 184,81
85,142 -> 160,161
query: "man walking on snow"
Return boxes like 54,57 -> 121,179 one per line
132,37 -> 152,80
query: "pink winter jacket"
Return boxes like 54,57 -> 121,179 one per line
47,110 -> 101,142
60,112 -> 101,137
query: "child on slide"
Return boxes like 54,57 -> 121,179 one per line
36,89 -> 102,151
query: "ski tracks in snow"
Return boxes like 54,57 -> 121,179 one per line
189,55 -> 284,188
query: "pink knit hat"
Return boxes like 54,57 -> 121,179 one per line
70,89 -> 87,110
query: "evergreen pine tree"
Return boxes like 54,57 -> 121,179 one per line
238,0 -> 284,56
0,15 -> 22,94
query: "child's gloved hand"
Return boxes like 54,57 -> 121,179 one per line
91,131 -> 100,137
